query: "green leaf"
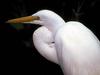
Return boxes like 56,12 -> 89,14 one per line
10,23 -> 24,30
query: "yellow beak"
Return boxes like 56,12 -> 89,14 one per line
6,16 -> 40,23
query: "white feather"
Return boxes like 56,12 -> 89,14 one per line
31,10 -> 100,75
33,26 -> 58,64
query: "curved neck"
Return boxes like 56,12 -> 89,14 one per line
45,17 -> 65,37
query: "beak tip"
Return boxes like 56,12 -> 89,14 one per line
5,20 -> 12,23
5,21 -> 9,23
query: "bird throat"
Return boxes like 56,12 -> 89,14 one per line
45,23 -> 65,38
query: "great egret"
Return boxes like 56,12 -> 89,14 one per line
7,10 -> 100,75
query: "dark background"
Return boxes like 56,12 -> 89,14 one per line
0,0 -> 100,75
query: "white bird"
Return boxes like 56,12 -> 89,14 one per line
7,10 -> 100,75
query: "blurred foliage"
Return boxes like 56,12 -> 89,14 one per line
9,0 -> 28,30
10,23 -> 24,30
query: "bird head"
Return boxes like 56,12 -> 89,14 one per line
6,10 -> 65,33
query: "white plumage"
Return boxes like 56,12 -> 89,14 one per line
7,10 -> 100,75
33,26 -> 58,64
32,10 -> 100,75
